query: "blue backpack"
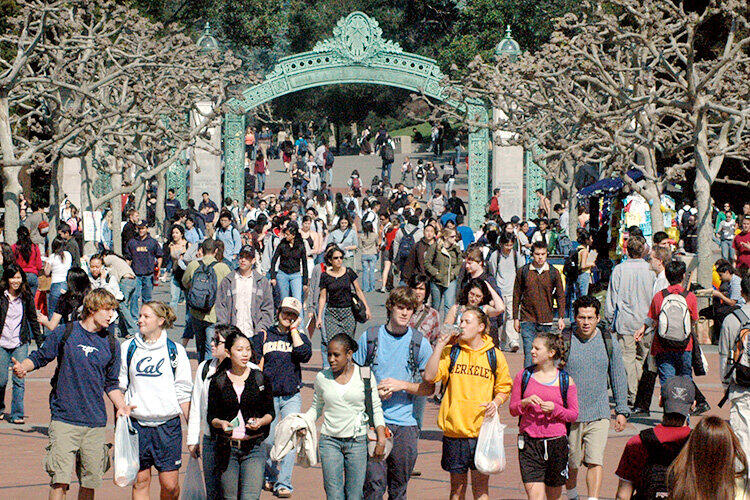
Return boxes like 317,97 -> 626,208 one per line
126,338 -> 178,384
186,261 -> 218,312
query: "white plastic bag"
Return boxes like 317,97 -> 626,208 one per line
182,455 -> 206,500
474,413 -> 506,474
113,415 -> 139,487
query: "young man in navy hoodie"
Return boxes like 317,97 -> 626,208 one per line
253,296 -> 312,498
12,288 -> 134,500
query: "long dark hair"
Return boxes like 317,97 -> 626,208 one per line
15,226 -> 33,262
668,416 -> 748,500
59,267 -> 92,317
458,278 -> 492,307
0,263 -> 32,300
215,328 -> 252,375
0,243 -> 14,269
51,236 -> 66,259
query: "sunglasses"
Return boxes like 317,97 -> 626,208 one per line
331,256 -> 343,260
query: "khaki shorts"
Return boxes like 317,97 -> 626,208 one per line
44,420 -> 108,489
568,418 -> 609,468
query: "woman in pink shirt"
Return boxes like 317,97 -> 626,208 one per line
510,332 -> 578,500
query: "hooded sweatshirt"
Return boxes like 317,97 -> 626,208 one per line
433,335 -> 512,438
119,331 -> 193,426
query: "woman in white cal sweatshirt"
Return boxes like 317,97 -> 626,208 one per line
118,301 -> 192,500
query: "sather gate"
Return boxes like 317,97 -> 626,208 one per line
184,12 -> 493,228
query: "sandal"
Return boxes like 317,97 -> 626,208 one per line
275,487 -> 292,498
10,417 -> 25,425
264,482 -> 274,492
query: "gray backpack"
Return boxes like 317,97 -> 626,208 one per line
657,289 -> 691,349
186,261 -> 218,312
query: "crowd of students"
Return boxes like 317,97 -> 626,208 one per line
2,145 -> 750,500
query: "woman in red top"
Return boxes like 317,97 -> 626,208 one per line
254,151 -> 268,193
11,226 -> 42,297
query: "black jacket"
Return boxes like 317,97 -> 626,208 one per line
207,368 -> 275,473
0,291 -> 43,346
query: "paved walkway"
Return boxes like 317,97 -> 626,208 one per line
0,155 -> 729,499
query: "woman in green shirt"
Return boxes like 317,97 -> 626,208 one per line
303,334 -> 387,500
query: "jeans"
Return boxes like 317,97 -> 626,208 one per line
319,434 -> 368,500
265,393 -> 302,492
0,343 -> 28,420
276,271 -> 303,316
381,162 -> 392,183
720,238 -> 734,261
427,180 -> 436,197
655,351 -> 693,384
361,254 -> 378,292
221,444 -> 266,500
363,425 -> 419,500
185,315 -> 213,363
118,277 -> 139,337
566,272 -> 591,321
520,322 -> 554,368
169,277 -> 184,309
132,274 -> 154,319
501,294 -> 520,349
25,273 -> 38,299
47,281 -> 66,319
445,178 -> 455,197
256,172 -> 266,192
202,435 -> 220,500
430,280 -> 456,318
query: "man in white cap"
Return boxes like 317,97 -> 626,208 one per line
252,297 -> 312,498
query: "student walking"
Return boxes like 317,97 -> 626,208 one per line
509,332 -> 579,500
0,264 -> 43,424
303,333 -> 388,500
424,306 -> 512,500
207,331 -> 275,500
119,302 -> 192,500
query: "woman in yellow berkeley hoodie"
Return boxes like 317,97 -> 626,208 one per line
424,305 -> 513,500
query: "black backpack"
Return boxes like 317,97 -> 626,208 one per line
396,227 -> 419,269
634,428 -> 686,500
563,247 -> 582,280
382,143 -> 395,163
415,166 -> 425,180
186,261 -> 218,312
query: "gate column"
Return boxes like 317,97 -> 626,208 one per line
467,104 -> 490,230
223,112 -> 246,204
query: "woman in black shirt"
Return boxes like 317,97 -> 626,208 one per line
36,267 -> 91,331
316,245 -> 370,368
207,329 -> 274,499
270,221 -> 308,314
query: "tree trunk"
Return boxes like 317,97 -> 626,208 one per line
48,159 -> 62,237
694,169 -> 713,287
155,170 -> 166,237
568,184 -> 579,238
112,171 -> 123,254
0,94 -> 20,245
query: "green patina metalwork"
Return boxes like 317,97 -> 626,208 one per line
525,145 -> 547,218
222,12 -> 491,228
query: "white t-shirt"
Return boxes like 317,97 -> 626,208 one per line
45,251 -> 72,284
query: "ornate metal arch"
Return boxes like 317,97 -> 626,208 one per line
216,12 -> 490,227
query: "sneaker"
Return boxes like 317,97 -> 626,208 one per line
509,344 -> 520,353
691,402 -> 711,416
630,407 -> 650,417
275,487 -> 292,498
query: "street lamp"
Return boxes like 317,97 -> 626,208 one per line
494,26 -> 521,62
196,21 -> 219,52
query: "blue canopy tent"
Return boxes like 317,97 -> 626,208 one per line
576,169 -> 644,199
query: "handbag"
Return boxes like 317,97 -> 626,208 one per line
361,366 -> 393,460
351,288 -> 367,323
38,274 -> 51,292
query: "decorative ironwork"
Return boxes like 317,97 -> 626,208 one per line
525,145 -> 547,218
224,11 -> 492,228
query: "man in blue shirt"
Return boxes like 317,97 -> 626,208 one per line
124,221 -> 162,319
354,287 -> 434,500
164,188 -> 181,222
198,192 -> 219,226
454,214 -> 475,250
12,289 -> 134,499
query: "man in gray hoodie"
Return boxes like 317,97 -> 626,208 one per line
215,245 -> 274,337
604,235 -> 655,404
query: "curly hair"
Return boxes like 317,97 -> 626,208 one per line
535,331 -> 568,369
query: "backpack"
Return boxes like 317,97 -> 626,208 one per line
415,166 -> 425,180
50,322 -> 118,401
201,360 -> 213,381
325,150 -> 334,168
557,234 -> 575,257
363,326 -> 423,380
562,247 -> 582,280
351,176 -> 361,190
426,167 -> 438,182
382,143 -> 394,163
395,227 -> 419,269
186,261 -> 219,312
718,309 -> 750,407
634,428 -> 685,500
440,343 -> 497,396
519,366 -> 570,429
126,337 -> 178,385
297,140 -> 307,156
657,289 -> 692,349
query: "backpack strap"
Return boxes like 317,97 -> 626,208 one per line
166,338 -> 178,375
201,360 -> 212,381
559,370 -> 570,409
253,369 -> 265,392
487,348 -> 497,374
520,366 -> 534,398
440,344 -> 463,397
126,340 -> 138,386
639,428 -> 669,465
660,288 -> 670,300
408,328 -> 423,378
363,326 -> 381,367
361,365 -> 376,428
50,322 -> 76,397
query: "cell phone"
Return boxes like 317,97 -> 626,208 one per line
228,416 -> 241,429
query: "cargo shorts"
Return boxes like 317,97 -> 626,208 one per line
44,420 -> 109,489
